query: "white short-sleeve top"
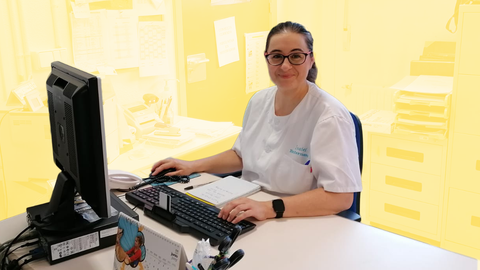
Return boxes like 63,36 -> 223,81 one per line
233,81 -> 362,195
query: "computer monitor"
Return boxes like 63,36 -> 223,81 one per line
24,62 -> 139,264
27,61 -> 110,231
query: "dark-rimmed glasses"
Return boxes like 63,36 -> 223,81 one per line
264,51 -> 312,66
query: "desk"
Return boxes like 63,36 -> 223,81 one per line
109,116 -> 241,174
0,174 -> 477,270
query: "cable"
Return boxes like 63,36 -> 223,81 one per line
0,229 -> 38,255
7,240 -> 39,256
8,247 -> 45,270
1,225 -> 33,270
4,253 -> 29,270
131,204 -> 141,212
129,175 -> 190,191
129,176 -> 168,191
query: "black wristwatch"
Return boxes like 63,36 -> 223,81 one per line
272,199 -> 285,218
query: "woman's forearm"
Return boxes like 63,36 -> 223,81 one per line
192,149 -> 243,174
276,189 -> 353,218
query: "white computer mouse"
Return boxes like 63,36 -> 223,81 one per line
108,170 -> 142,190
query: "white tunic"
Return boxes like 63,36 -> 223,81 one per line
233,82 -> 362,195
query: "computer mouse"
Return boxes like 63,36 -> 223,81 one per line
150,168 -> 176,178
108,170 -> 142,190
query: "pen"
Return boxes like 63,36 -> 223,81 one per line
162,96 -> 172,122
305,160 -> 310,165
184,181 -> 215,190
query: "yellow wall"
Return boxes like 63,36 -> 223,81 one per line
0,0 -> 479,262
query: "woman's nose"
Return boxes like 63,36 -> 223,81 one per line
280,58 -> 292,70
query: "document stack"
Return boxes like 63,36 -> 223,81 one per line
144,130 -> 196,148
391,75 -> 453,140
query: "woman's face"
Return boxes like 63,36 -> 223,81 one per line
266,32 -> 314,91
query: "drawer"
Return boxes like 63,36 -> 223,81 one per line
449,133 -> 480,193
445,188 -> 480,250
370,163 -> 440,205
370,135 -> 443,175
454,75 -> 480,136
458,13 -> 480,75
370,190 -> 438,234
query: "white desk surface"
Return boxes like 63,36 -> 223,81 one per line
108,116 -> 241,173
0,174 -> 477,270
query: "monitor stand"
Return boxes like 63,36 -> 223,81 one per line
26,193 -> 139,265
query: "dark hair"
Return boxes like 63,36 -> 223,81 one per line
136,234 -> 144,246
265,21 -> 318,83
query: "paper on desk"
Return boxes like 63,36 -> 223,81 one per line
397,94 -> 444,102
128,144 -> 157,160
173,118 -> 233,137
214,17 -> 239,67
187,176 -> 260,207
390,75 -> 453,94
396,117 -> 445,126
394,90 -> 451,107
360,109 -> 396,134
144,131 -> 196,146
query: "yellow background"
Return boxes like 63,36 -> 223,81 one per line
0,0 -> 479,262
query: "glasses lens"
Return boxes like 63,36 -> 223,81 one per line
267,54 -> 284,65
288,53 -> 307,65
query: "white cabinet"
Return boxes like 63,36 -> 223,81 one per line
442,5 -> 480,259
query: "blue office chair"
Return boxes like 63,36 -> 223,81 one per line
336,112 -> 363,222
214,112 -> 363,222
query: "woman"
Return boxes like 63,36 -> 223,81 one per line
151,21 -> 362,224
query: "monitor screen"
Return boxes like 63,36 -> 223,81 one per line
45,61 -> 111,219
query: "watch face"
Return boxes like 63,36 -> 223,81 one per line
273,199 -> 285,213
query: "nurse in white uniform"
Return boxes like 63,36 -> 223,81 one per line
151,21 -> 362,224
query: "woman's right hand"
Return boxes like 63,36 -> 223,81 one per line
151,158 -> 198,176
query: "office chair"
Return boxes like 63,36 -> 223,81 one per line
214,112 -> 363,222
335,112 -> 363,222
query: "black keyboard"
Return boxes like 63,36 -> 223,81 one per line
125,185 -> 256,245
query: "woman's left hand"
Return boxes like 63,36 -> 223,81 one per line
218,198 -> 275,224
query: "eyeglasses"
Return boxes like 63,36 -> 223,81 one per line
264,51 -> 312,66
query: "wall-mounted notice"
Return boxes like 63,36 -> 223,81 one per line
134,0 -> 165,16
211,0 -> 250,5
245,31 -> 269,94
214,17 -> 239,67
71,10 -> 108,72
138,21 -> 169,77
71,1 -> 90,18
106,10 -> 139,69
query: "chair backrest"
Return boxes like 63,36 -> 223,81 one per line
347,112 -> 363,215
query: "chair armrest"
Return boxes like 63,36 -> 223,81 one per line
336,210 -> 361,222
